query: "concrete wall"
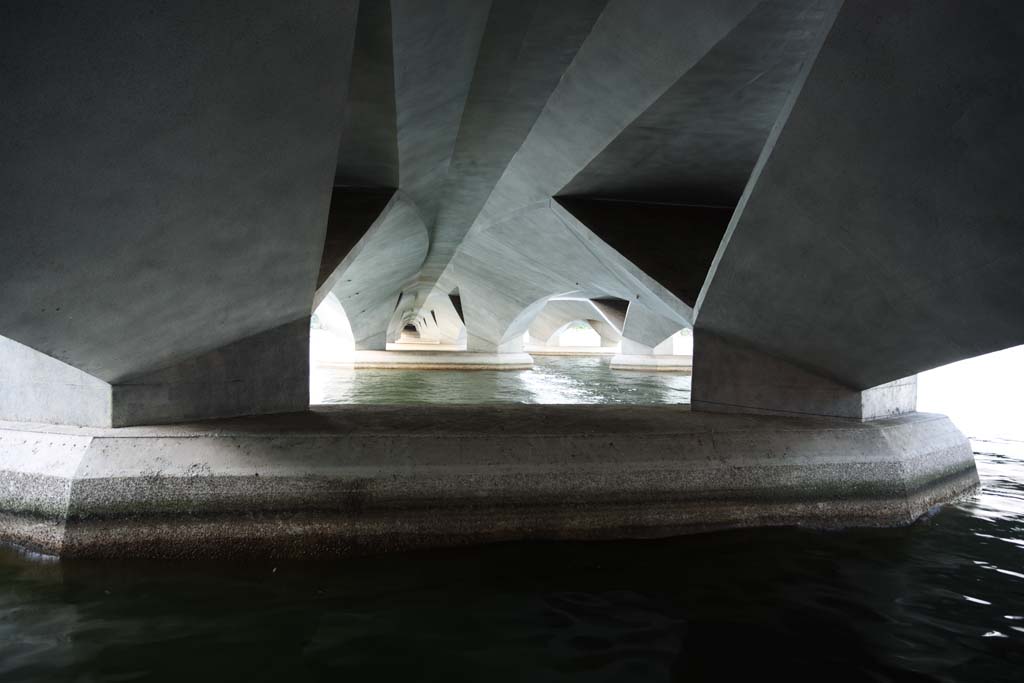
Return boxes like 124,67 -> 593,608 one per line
0,336 -> 112,427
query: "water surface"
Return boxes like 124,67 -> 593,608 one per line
311,355 -> 692,405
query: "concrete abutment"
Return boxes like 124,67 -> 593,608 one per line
0,406 -> 978,559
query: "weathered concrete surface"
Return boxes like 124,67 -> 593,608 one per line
0,406 -> 977,559
692,332 -> 917,420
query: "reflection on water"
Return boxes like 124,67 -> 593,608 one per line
311,356 -> 692,405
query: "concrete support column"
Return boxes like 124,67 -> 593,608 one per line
611,303 -> 691,371
2,320 -> 310,428
691,331 -> 917,421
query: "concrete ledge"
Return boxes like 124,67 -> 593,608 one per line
349,350 -> 533,370
526,346 -> 618,356
0,406 -> 978,558
610,354 -> 693,372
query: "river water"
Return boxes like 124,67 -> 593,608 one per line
1,356 -> 1021,681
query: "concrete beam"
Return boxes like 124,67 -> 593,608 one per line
318,193 -> 429,350
695,0 -> 1024,388
0,1 -> 357,384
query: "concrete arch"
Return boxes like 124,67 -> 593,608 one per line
528,299 -> 624,348
316,192 -> 430,350
443,201 -> 691,352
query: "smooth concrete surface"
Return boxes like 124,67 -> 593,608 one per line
385,343 -> 466,353
0,406 -> 978,559
0,335 -> 113,427
528,299 -> 623,347
1,321 -> 310,428
0,1 -> 357,383
610,355 -> 693,372
350,351 -> 533,370
109,319 -> 311,427
527,346 -> 617,357
692,332 -> 917,421
695,0 -> 1024,389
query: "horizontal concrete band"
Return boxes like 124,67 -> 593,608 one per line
526,346 -> 618,356
345,351 -> 533,370
609,354 -> 694,372
0,406 -> 977,558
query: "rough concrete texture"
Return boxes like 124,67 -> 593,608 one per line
692,332 -> 916,420
0,406 -> 977,559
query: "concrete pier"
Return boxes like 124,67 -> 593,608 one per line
610,355 -> 693,372
0,406 -> 977,559
348,351 -> 533,370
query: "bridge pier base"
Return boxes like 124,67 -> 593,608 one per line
0,405 -> 978,559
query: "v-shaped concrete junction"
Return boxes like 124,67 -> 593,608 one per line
3,0 -> 1022,557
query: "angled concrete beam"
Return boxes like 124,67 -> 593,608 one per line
319,193 -> 429,350
0,2 -> 358,425
390,0 -> 490,227
419,0 -> 608,284
695,0 -> 1024,389
450,203 -> 690,352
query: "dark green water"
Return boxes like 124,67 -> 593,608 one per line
2,357 -> 1022,681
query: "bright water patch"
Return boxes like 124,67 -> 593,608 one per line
312,356 -> 691,405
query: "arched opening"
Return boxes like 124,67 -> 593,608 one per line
399,323 -> 421,342
552,320 -> 601,348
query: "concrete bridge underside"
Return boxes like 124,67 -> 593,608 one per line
2,0 -> 1021,556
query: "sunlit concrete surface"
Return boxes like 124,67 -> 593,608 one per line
609,355 -> 693,372
350,350 -> 533,370
0,406 -> 977,559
